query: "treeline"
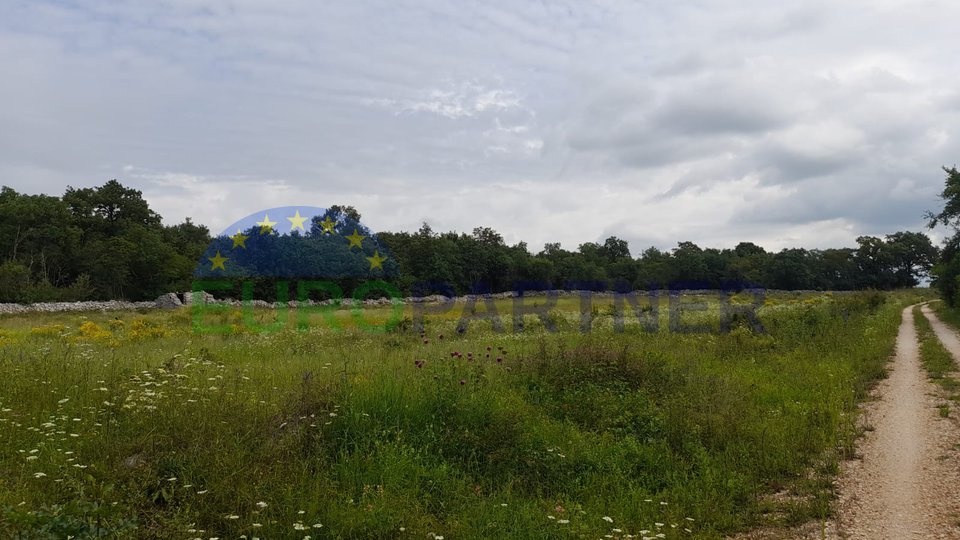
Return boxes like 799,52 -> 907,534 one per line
0,179 -> 940,302
0,181 -> 209,302
379,226 -> 936,294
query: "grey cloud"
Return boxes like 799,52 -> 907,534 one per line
1,0 -> 960,252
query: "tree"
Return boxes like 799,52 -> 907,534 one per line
602,236 -> 631,260
928,166 -> 960,304
926,167 -> 960,229
671,241 -> 708,285
885,231 -> 937,287
766,249 -> 814,290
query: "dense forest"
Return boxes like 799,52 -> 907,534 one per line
0,179 -> 943,302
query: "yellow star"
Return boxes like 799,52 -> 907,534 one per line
256,214 -> 277,235
319,216 -> 337,235
366,250 -> 387,271
287,210 -> 307,232
208,251 -> 228,271
345,229 -> 366,249
231,230 -> 249,249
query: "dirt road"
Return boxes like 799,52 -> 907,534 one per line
829,304 -> 960,539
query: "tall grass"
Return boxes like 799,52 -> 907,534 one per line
0,291 -> 924,538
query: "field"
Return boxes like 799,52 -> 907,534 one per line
0,290 -> 932,539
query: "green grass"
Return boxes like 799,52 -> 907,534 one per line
0,290 -> 925,539
931,300 -> 960,333
914,304 -> 959,390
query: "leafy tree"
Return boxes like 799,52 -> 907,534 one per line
671,241 -> 708,285
885,231 -> 937,287
928,166 -> 960,304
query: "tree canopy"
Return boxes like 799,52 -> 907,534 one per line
927,166 -> 960,305
0,179 -> 939,302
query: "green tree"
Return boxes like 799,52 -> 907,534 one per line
928,166 -> 960,304
884,231 -> 937,287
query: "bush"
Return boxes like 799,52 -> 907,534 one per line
0,261 -> 30,303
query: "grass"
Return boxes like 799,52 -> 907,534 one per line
913,304 -> 960,396
0,290 -> 927,539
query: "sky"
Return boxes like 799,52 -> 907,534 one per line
1,0 -> 959,254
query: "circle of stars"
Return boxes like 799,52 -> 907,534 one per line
209,209 -> 387,272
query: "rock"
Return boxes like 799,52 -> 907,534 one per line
155,293 -> 183,309
182,291 -> 216,305
123,453 -> 146,469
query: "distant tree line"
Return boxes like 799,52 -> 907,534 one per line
0,181 -> 209,302
0,180 -> 939,302
379,225 -> 935,295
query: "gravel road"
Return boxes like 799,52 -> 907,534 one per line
830,304 -> 960,538
734,303 -> 960,539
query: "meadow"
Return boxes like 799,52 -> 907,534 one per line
0,290 -> 931,539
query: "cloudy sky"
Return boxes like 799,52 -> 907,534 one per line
2,0 -> 958,253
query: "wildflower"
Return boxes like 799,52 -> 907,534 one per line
256,501 -> 268,509
603,516 -> 614,523
312,523 -> 322,528
558,519 -> 570,524
25,456 -> 38,461
225,515 -> 240,520
33,472 -> 46,478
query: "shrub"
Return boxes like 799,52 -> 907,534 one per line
0,261 -> 30,303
